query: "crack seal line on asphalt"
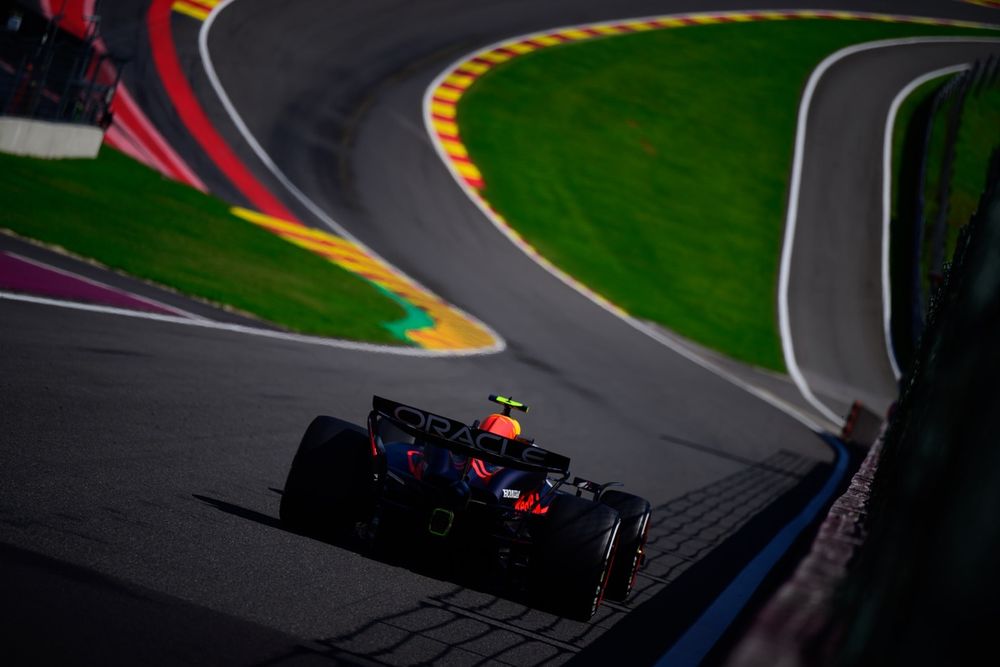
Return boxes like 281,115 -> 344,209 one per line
422,11 -> 1000,665
194,0 -> 504,355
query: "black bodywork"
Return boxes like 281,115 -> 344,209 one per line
281,395 -> 651,620
368,396 -> 611,549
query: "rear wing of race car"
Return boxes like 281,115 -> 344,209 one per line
370,395 -> 571,475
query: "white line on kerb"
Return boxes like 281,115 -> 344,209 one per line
882,63 -> 969,380
0,292 -> 501,357
7,252 -> 209,320
780,37 -> 999,425
198,0 -> 505,357
423,15 -> 840,434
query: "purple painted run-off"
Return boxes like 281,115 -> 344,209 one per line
0,252 -> 185,317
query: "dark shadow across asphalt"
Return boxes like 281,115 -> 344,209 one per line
191,437 -> 861,666
570,436 -> 864,667
0,541 -> 376,666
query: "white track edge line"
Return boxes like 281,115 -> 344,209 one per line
882,63 -> 969,381
199,0 -> 505,356
780,36 -> 1000,426
7,251 -> 209,320
423,16 -> 968,434
0,291 -> 500,357
419,13 -> 881,435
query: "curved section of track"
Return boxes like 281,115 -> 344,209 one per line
4,1 -> 1000,665
782,37 -> 1000,421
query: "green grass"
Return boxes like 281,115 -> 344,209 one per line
925,85 -> 1000,294
949,86 -> 1000,228
460,19 -> 999,370
891,75 -> 1000,296
891,76 -> 945,221
1,147 -> 407,343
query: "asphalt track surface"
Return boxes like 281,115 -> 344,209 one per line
785,37 -> 1000,421
3,1 -> 1000,665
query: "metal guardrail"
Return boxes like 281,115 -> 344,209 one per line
0,3 -> 122,128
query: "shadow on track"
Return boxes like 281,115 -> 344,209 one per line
192,491 -> 544,607
575,441 -> 863,667
193,444 -> 844,666
0,541 -> 356,666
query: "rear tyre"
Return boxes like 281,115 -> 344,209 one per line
279,416 -> 376,538
531,494 -> 621,621
600,490 -> 651,602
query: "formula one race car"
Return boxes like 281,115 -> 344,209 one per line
279,394 -> 652,620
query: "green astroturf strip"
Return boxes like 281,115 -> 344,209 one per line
459,19 -> 999,371
0,147 -> 407,344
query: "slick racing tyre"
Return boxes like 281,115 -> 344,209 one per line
531,495 -> 621,621
600,490 -> 651,602
279,416 -> 376,537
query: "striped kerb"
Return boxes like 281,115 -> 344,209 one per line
426,9 -> 998,320
171,0 -> 219,21
231,208 -> 497,350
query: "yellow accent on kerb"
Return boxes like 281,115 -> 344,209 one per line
434,87 -> 462,102
431,100 -> 456,118
455,161 -> 482,179
533,35 -> 564,46
444,73 -> 475,88
479,51 -> 512,63
425,9 -> 1000,349
459,61 -> 491,75
230,207 -> 497,350
441,139 -> 468,158
171,1 -> 208,20
504,42 -> 536,54
432,118 -> 459,136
